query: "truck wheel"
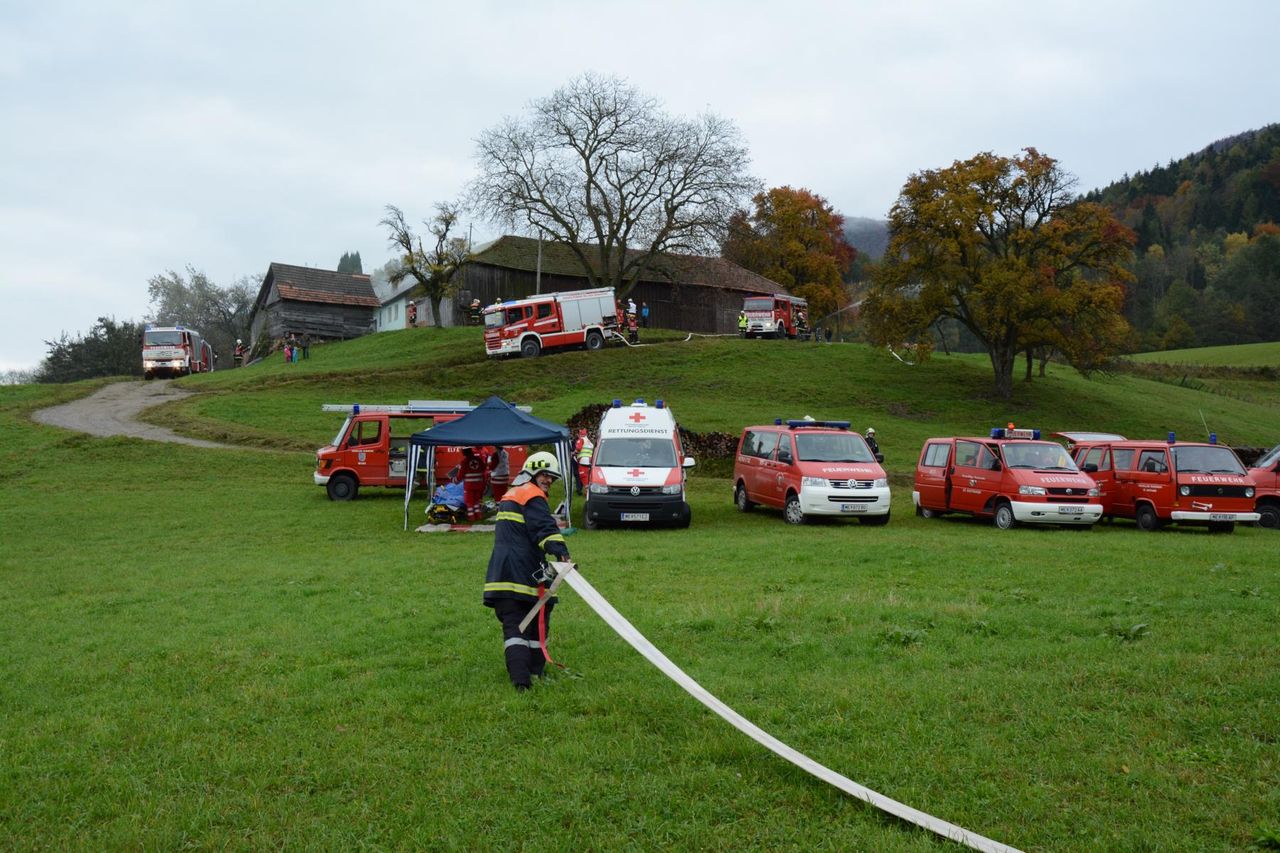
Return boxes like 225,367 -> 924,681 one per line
860,512 -> 890,526
734,483 -> 754,512
918,506 -> 937,519
327,473 -> 358,502
585,331 -> 604,351
520,338 -> 541,358
784,492 -> 805,525
676,506 -> 692,528
776,323 -> 785,339
582,508 -> 598,530
993,501 -> 1016,530
1207,521 -> 1235,534
1135,504 -> 1161,532
1258,504 -> 1279,530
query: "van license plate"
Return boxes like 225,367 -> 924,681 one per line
839,503 -> 867,512
1058,506 -> 1084,514
620,513 -> 650,522
1209,513 -> 1236,521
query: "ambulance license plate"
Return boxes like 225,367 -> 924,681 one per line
1058,506 -> 1084,515
839,503 -> 867,512
620,513 -> 650,522
1209,513 -> 1236,521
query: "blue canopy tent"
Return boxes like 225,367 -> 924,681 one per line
403,396 -> 573,529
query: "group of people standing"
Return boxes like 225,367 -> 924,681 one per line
619,298 -> 649,343
456,446 -> 512,521
280,333 -> 310,364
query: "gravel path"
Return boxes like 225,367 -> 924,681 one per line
32,380 -> 241,449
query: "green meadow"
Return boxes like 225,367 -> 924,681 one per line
2,330 -> 1277,851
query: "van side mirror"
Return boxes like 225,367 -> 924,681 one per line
874,452 -> 884,464
1083,463 -> 1098,473
990,459 -> 1002,471
682,457 -> 696,469
776,448 -> 792,464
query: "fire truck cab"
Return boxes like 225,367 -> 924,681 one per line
142,324 -> 215,379
1064,433 -> 1259,532
483,287 -> 619,358
1249,444 -> 1280,529
583,399 -> 693,528
913,427 -> 1103,529
313,401 -> 528,501
733,419 -> 890,525
742,294 -> 808,339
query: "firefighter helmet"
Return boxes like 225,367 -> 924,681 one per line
522,451 -> 562,480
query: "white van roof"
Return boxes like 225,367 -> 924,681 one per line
599,399 -> 676,436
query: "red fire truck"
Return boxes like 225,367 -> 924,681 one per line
141,324 -> 215,379
1248,443 -> 1279,529
483,288 -> 620,358
1063,432 -> 1260,533
742,294 -> 808,339
314,401 -> 529,501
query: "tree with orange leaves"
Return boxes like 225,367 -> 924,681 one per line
863,149 -> 1135,399
721,186 -> 856,319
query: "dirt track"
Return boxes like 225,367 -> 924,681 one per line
32,380 -> 240,449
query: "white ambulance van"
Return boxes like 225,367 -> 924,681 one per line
583,398 -> 694,529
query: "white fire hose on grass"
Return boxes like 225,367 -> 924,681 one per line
524,561 -> 1022,853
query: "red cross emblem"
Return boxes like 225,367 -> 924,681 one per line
628,411 -> 646,423
627,468 -> 644,477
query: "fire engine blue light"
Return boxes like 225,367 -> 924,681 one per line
1032,429 -> 1041,440
1167,431 -> 1176,443
774,418 -> 782,425
612,399 -> 621,408
635,398 -> 645,405
1209,433 -> 1217,444
656,399 -> 664,409
353,404 -> 360,414
990,427 -> 1003,438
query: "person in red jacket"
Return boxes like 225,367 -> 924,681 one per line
487,446 -> 511,501
460,447 -> 488,521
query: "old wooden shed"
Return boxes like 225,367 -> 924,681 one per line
249,263 -> 380,351
453,236 -> 789,334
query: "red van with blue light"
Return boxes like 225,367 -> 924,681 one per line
913,427 -> 1102,529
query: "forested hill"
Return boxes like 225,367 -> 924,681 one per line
1083,123 -> 1280,351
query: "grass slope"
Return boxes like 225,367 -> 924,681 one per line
3,335 -> 1278,851
1130,340 -> 1280,367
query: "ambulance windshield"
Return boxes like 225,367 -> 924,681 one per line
594,438 -> 677,468
1002,442 -> 1078,471
1172,445 -> 1246,475
795,432 -> 875,463
143,330 -> 185,346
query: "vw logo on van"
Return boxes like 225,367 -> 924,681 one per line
630,486 -> 640,496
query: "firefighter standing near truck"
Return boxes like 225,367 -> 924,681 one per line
573,429 -> 594,496
484,452 -> 572,691
460,447 -> 489,521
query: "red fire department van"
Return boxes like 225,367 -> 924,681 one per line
913,427 -> 1103,529
483,287 -> 620,358
1249,444 -> 1279,529
313,401 -> 528,501
733,419 -> 890,525
141,324 -> 215,379
1063,432 -> 1259,532
742,294 -> 808,339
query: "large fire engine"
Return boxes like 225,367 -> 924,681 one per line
742,294 -> 808,339
142,324 -> 215,379
314,400 -> 530,501
483,288 -> 620,358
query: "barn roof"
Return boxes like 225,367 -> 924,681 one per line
467,235 -> 788,295
256,262 -> 380,311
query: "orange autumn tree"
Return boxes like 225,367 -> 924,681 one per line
863,149 -> 1135,399
721,186 -> 856,318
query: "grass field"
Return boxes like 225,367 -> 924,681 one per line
1130,341 -> 1280,367
2,332 -> 1278,851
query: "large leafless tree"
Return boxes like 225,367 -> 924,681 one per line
469,73 -> 758,297
379,202 -> 469,328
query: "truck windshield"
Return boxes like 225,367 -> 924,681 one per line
595,438 -> 677,468
743,298 -> 773,312
795,432 -> 875,463
1002,442 -> 1078,470
483,311 -> 505,329
143,331 -> 185,346
1172,445 -> 1246,475
330,417 -> 352,447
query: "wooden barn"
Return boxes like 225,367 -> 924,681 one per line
452,236 -> 789,334
249,263 -> 379,352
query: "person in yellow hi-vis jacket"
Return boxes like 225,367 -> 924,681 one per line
483,452 -> 572,691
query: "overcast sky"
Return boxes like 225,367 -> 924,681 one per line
2,0 -> 1276,372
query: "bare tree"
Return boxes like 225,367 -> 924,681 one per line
380,203 -> 469,328
147,267 -> 254,364
470,73 -> 758,297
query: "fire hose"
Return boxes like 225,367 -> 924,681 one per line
522,561 -> 1021,853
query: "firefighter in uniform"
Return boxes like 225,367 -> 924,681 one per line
738,311 -> 748,336
573,429 -> 594,496
460,447 -> 489,521
865,427 -> 880,456
484,452 -> 571,691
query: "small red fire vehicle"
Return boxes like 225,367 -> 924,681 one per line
913,427 -> 1102,529
1064,432 -> 1260,533
742,294 -> 808,339
314,401 -> 528,501
483,288 -> 620,358
142,324 -> 215,379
